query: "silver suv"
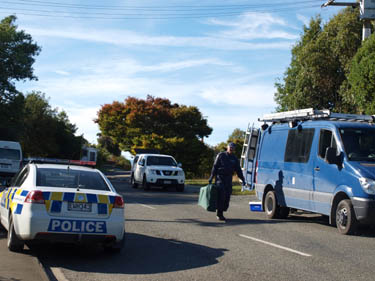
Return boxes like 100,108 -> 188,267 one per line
130,154 -> 185,192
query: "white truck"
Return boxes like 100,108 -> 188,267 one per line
0,141 -> 22,186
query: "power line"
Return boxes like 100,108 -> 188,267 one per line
0,1 -> 322,20
3,0 -> 321,11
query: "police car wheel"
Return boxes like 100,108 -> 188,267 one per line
0,218 -> 5,231
7,216 -> 24,252
264,190 -> 278,219
105,232 -> 125,254
336,199 -> 358,235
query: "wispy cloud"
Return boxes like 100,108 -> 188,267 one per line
54,70 -> 70,76
26,25 -> 294,50
296,14 -> 310,26
208,12 -> 299,40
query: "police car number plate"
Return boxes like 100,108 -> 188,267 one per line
164,180 -> 171,184
68,202 -> 92,212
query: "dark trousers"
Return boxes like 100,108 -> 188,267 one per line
216,175 -> 233,212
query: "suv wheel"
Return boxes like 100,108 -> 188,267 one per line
176,184 -> 184,192
143,175 -> 150,191
130,173 -> 138,189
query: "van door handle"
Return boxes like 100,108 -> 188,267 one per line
314,167 -> 320,171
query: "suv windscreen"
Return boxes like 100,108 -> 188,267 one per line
36,168 -> 110,191
147,156 -> 177,166
340,128 -> 375,161
0,148 -> 20,160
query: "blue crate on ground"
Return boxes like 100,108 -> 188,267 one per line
249,201 -> 263,212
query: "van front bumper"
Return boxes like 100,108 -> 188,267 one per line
352,197 -> 375,224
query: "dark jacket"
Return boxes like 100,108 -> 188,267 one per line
209,152 -> 245,182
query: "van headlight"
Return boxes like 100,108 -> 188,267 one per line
359,177 -> 375,195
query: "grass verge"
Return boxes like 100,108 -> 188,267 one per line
185,179 -> 255,195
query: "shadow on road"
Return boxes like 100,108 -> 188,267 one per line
34,232 -> 226,275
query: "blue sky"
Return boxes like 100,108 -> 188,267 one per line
1,0 -> 344,147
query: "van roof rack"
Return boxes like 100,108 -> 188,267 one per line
259,108 -> 375,123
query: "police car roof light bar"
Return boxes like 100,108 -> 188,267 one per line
259,108 -> 375,124
25,157 -> 96,167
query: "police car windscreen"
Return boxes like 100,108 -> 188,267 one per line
36,168 -> 110,191
0,148 -> 20,160
147,156 -> 177,166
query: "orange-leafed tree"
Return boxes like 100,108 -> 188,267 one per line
96,95 -> 213,176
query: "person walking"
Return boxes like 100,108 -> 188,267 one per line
208,142 -> 246,221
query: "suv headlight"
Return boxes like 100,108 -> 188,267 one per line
178,170 -> 185,177
150,169 -> 160,175
359,177 -> 375,195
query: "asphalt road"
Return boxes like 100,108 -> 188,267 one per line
29,173 -> 375,281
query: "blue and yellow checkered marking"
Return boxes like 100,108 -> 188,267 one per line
44,192 -> 115,215
0,188 -> 29,214
0,188 -> 116,216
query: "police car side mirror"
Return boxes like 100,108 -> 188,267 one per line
178,163 -> 182,168
325,147 -> 342,166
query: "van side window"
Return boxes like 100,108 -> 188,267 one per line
284,128 -> 315,163
318,129 -> 337,159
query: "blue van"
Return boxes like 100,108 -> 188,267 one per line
242,108 -> 375,235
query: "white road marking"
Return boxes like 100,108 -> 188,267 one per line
138,203 -> 156,210
50,267 -> 70,281
239,234 -> 312,257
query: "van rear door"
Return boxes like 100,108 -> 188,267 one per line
241,125 -> 259,189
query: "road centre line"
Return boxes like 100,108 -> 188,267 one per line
239,234 -> 312,257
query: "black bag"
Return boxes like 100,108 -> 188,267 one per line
197,184 -> 217,212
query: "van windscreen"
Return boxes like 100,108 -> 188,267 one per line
340,128 -> 375,161
0,148 -> 20,160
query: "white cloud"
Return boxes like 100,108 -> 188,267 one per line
208,12 -> 298,40
26,26 -> 294,51
201,84 -> 276,107
62,105 -> 100,144
54,70 -> 70,76
296,14 -> 310,26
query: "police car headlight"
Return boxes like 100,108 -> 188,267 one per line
359,177 -> 375,195
178,170 -> 185,177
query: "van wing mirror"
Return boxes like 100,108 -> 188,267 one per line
325,147 -> 342,165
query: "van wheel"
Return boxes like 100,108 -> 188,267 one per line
264,190 -> 279,219
130,174 -> 138,188
278,207 -> 290,219
142,176 -> 150,191
336,199 -> 358,235
7,216 -> 24,252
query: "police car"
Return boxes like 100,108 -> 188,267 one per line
0,158 -> 125,252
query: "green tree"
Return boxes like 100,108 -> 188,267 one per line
96,95 -> 213,175
97,134 -> 121,156
215,128 -> 245,159
21,92 -> 84,159
0,15 -> 41,140
347,33 -> 375,114
275,8 -> 362,112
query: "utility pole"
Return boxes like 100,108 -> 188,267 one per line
322,0 -> 375,41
